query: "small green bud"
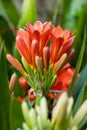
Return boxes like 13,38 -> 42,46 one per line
21,102 -> 30,127
69,100 -> 87,128
40,97 -> 48,120
50,74 -> 57,87
66,97 -> 74,118
52,92 -> 68,126
71,126 -> 78,130
53,53 -> 67,74
22,122 -> 30,130
37,115 -> 43,130
28,108 -> 37,128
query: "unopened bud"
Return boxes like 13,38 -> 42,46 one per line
40,97 -> 48,120
69,100 -> 87,128
50,74 -> 57,87
66,97 -> 74,118
9,73 -> 17,92
52,92 -> 68,125
35,105 -> 41,115
22,122 -> 30,130
19,76 -> 28,91
43,47 -> 50,70
37,115 -> 43,130
53,53 -> 67,74
7,54 -> 24,73
28,108 -> 37,128
22,57 -> 30,73
71,126 -> 78,130
35,56 -> 44,74
21,102 -> 30,127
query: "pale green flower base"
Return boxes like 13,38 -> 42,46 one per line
21,92 -> 87,130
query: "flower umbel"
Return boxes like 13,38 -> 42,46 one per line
7,21 -> 75,95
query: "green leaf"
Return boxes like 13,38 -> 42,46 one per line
68,28 -> 86,95
1,0 -> 19,26
10,97 -> 24,130
73,65 -> 87,101
0,44 -> 10,130
0,16 -> 14,53
78,115 -> 87,129
72,64 -> 87,114
18,0 -> 37,28
73,78 -> 87,115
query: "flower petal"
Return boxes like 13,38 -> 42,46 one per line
34,21 -> 43,33
52,25 -> 63,38
16,36 -> 31,64
31,39 -> 39,66
17,29 -> 31,54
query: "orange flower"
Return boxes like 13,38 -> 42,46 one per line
51,63 -> 75,91
7,21 -> 75,95
50,26 -> 75,63
16,21 -> 51,67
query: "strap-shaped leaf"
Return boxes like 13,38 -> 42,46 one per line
73,65 -> 87,114
0,44 -> 10,130
10,97 -> 24,130
68,28 -> 86,95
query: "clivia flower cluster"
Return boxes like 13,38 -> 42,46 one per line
7,21 -> 75,97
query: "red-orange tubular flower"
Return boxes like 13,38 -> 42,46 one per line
7,21 -> 75,94
16,21 -> 51,66
50,25 -> 75,63
51,63 -> 75,91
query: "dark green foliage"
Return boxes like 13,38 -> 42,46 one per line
0,44 -> 10,130
10,98 -> 24,130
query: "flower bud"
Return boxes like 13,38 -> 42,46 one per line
35,105 -> 41,115
9,73 -> 17,92
43,47 -> 50,70
69,100 -> 87,128
21,102 -> 30,127
35,56 -> 44,74
37,115 -> 43,130
52,92 -> 68,125
53,53 -> 67,74
28,108 -> 37,128
40,97 -> 48,120
21,57 -> 30,73
22,122 -> 30,130
71,126 -> 78,130
50,74 -> 57,87
6,54 -> 24,73
66,97 -> 74,118
19,76 -> 28,91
